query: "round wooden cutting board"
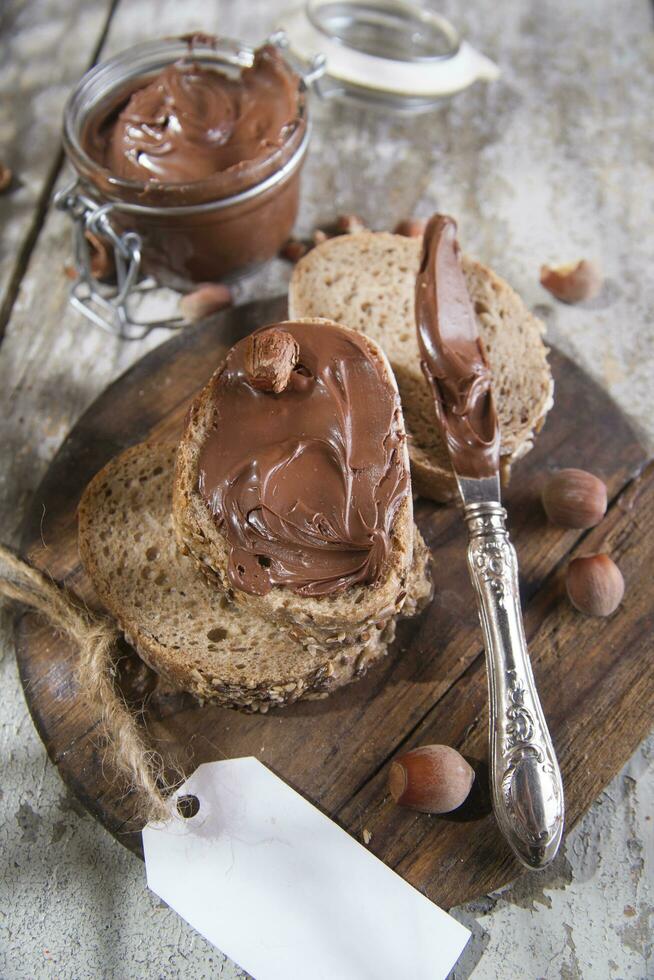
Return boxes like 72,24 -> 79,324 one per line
16,296 -> 654,909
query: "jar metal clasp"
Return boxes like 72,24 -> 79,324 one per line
55,182 -> 184,341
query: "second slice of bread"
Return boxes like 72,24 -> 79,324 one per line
78,443 -> 432,710
173,318 -> 420,644
288,233 -> 554,501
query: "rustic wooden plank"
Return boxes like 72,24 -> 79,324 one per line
15,299 -> 652,907
337,462 -> 654,907
0,0 -> 114,335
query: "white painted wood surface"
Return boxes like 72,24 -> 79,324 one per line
1,1 -> 652,977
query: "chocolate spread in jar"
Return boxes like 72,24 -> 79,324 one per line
82,43 -> 305,202
415,214 -> 500,479
197,322 -> 410,598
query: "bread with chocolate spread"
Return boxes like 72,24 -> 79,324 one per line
78,443 -> 432,710
173,318 -> 421,644
288,232 -> 553,501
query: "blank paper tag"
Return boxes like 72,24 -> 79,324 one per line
143,758 -> 470,980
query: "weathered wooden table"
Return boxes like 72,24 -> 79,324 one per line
1,2 -> 652,977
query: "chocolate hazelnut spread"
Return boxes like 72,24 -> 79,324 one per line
66,39 -> 308,286
415,214 -> 500,480
84,44 -> 303,191
198,322 -> 410,597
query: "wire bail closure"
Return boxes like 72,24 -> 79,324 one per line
55,183 -> 184,341
268,28 -> 327,86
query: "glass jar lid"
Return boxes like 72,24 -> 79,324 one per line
276,0 -> 499,112
307,0 -> 459,62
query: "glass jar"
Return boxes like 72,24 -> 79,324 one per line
58,35 -> 317,337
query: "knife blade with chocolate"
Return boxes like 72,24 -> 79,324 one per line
415,214 -> 564,869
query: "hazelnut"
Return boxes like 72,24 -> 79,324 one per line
243,328 -> 299,393
179,283 -> 233,322
394,218 -> 426,238
0,163 -> 12,193
85,230 -> 115,282
335,214 -> 367,234
542,468 -> 607,528
566,554 -> 624,617
312,228 -> 329,245
388,744 -> 474,814
280,238 -> 309,263
540,260 -> 603,304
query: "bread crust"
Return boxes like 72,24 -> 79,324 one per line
288,233 -> 554,502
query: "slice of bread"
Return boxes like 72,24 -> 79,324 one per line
288,233 -> 554,501
78,443 -> 432,711
173,318 -> 419,644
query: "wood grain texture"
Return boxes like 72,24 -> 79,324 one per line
16,297 -> 653,907
0,0 -> 113,335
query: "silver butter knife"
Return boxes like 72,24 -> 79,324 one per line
416,215 -> 564,869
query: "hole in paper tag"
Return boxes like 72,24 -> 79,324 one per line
176,794 -> 200,819
143,758 -> 470,980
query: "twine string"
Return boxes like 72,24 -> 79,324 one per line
0,543 -> 171,824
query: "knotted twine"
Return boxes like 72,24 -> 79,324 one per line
0,543 -> 172,823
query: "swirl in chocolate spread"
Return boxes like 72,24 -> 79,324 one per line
86,44 -> 302,185
415,214 -> 500,479
197,322 -> 409,598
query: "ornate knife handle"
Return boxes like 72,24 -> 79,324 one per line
464,501 -> 564,869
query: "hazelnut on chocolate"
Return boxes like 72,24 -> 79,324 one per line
243,328 -> 299,393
